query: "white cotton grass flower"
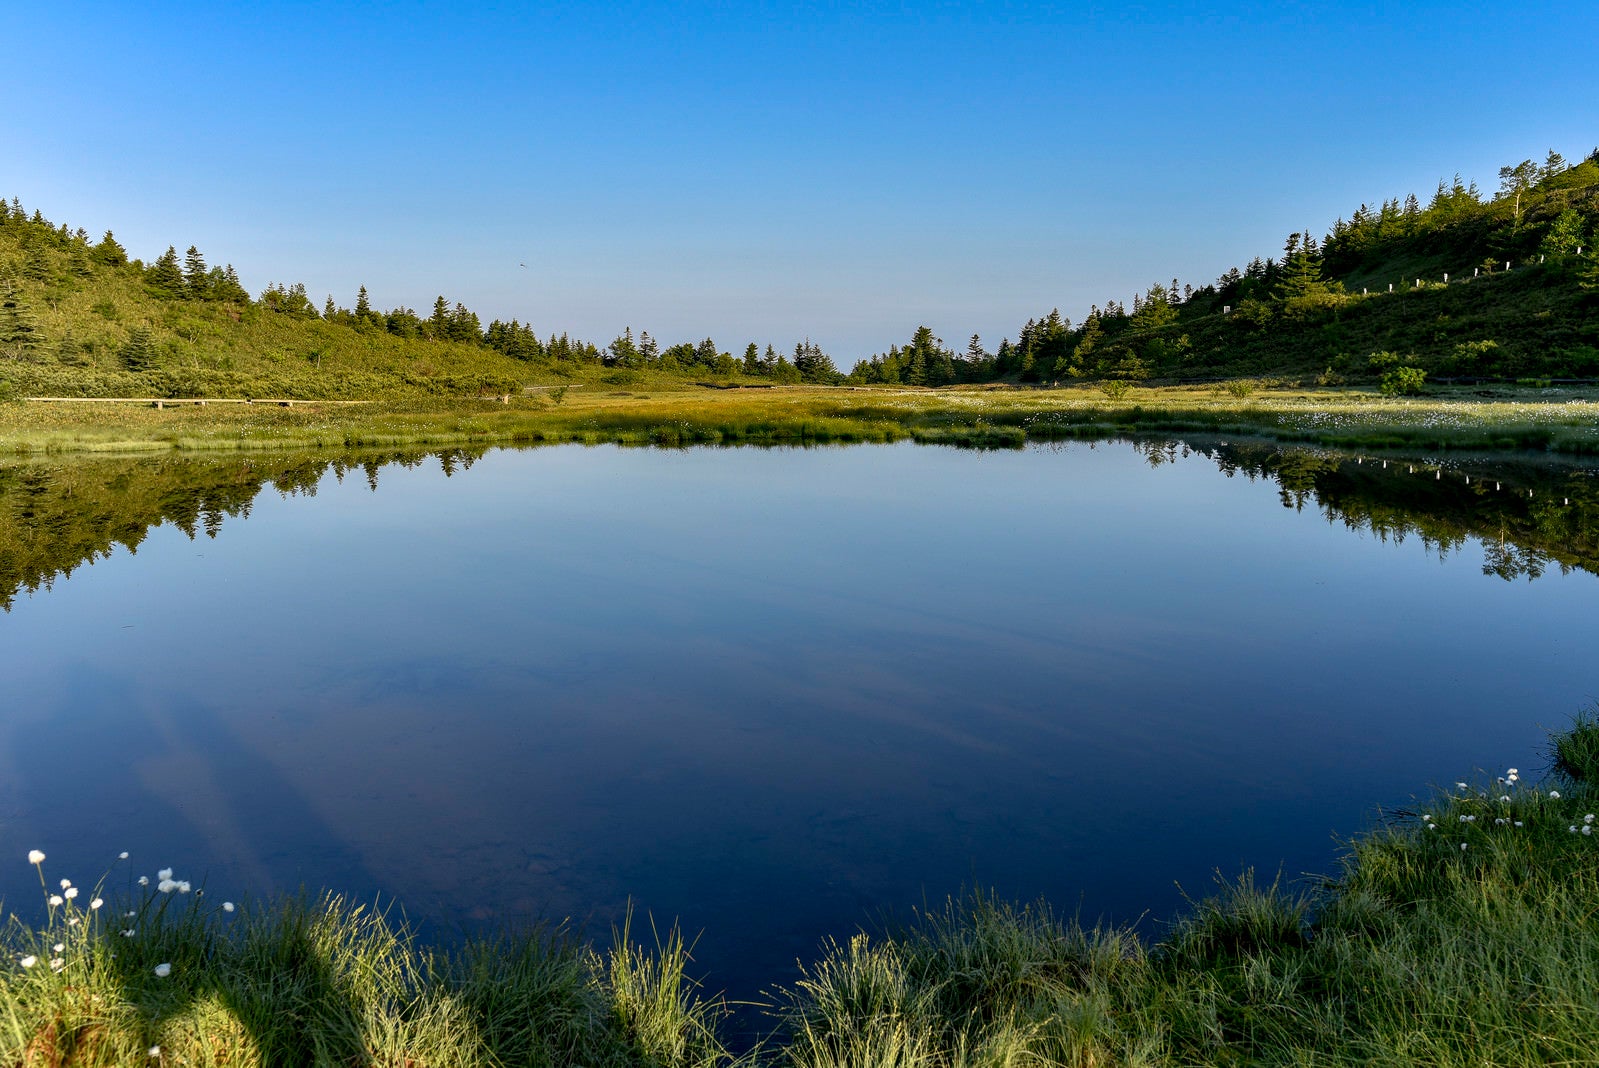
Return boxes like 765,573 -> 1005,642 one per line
119,852 -> 129,860
153,962 -> 171,978
138,876 -> 149,887
157,869 -> 172,881
19,956 -> 35,968
1570,825 -> 1579,833
122,929 -> 135,937
59,879 -> 71,890
27,850 -> 45,865
90,898 -> 102,910
49,959 -> 63,972
149,1047 -> 160,1058
1551,791 -> 1562,799
63,887 -> 78,900
1586,814 -> 1595,824
1500,795 -> 1512,803
222,901 -> 235,913
1456,782 -> 1468,790
125,911 -> 136,918
1460,843 -> 1468,851
178,881 -> 191,893
1515,821 -> 1524,827
67,918 -> 79,927
48,895 -> 63,907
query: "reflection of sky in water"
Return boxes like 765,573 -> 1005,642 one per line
2,442 -> 1596,1004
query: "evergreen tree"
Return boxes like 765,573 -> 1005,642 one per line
639,331 -> 659,363
146,246 -> 184,296
428,296 -> 451,338
215,265 -> 249,303
0,278 -> 42,355
184,246 -> 209,298
792,339 -> 837,382
1070,313 -> 1103,376
743,342 -> 761,375
608,327 -> 640,367
356,285 -> 372,319
57,330 -> 85,365
695,337 -> 719,368
122,325 -> 155,370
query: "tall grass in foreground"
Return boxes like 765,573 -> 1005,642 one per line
776,712 -> 1599,1068
6,713 -> 1599,1065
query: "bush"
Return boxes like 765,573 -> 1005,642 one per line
1379,366 -> 1427,396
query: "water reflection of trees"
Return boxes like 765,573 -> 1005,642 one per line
1129,438 -> 1599,581
3,440 -> 1595,610
0,448 -> 486,610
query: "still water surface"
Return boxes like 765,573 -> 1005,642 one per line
2,440 -> 1596,1004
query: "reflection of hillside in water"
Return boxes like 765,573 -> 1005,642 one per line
1128,437 -> 1599,581
2,439 -> 1596,611
0,448 -> 487,610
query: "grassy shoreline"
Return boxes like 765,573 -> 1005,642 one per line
7,715 -> 1599,1066
4,382 -> 1599,459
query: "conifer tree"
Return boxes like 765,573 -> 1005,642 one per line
0,278 -> 42,354
147,246 -> 184,296
184,246 -> 209,298
122,325 -> 155,370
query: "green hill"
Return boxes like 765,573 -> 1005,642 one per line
5,146 -> 1599,401
850,148 -> 1599,388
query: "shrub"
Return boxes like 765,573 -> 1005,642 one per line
1379,366 -> 1427,396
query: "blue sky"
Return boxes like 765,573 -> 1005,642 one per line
6,1 -> 1596,362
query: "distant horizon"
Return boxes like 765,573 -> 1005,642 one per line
8,2 -> 1596,363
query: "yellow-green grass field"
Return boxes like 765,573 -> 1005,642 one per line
4,382 -> 1599,458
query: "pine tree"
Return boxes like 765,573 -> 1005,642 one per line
356,285 -> 372,318
743,342 -> 761,375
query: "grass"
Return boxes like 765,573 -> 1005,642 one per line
5,382 -> 1599,459
6,713 -> 1599,1066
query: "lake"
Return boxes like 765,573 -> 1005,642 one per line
2,438 -> 1596,1013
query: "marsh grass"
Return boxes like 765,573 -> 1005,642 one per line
6,384 -> 1599,458
7,714 -> 1599,1065
0,880 -> 731,1068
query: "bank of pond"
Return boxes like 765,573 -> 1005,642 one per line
6,712 -> 1598,1066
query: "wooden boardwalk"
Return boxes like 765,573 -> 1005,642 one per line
25,397 -> 374,408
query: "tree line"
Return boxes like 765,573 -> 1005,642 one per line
5,143 -> 1597,385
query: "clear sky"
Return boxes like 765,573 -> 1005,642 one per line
6,1 -> 1596,363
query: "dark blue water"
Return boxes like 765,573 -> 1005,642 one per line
3,441 -> 1596,1008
